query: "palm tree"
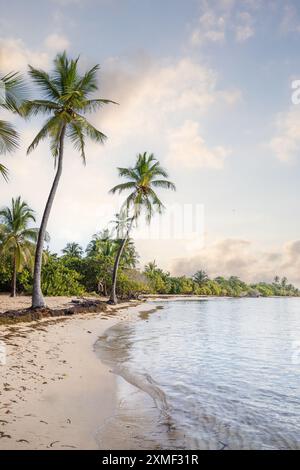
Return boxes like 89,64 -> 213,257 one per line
0,71 -> 26,180
0,197 -> 39,297
86,229 -> 116,258
62,242 -> 83,258
144,261 -> 159,278
273,275 -> 280,284
193,270 -> 209,286
23,52 -> 115,308
108,152 -> 176,304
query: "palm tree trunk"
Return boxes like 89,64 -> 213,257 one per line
108,237 -> 128,305
11,255 -> 17,298
31,125 -> 66,308
108,219 -> 134,305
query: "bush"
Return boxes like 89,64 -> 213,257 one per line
41,257 -> 84,296
117,270 -> 151,299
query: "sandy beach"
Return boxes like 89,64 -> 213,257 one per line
0,295 -> 140,450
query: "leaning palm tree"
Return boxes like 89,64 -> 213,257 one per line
23,52 -> 115,308
108,152 -> 176,304
0,71 -> 26,180
0,197 -> 39,297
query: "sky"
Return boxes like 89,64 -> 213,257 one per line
1,0 -> 300,284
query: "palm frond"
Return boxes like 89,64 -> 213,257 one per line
78,98 -> 118,113
151,179 -> 176,191
68,123 -> 86,164
28,65 -> 61,101
0,71 -> 27,113
27,115 -> 62,155
75,64 -> 99,95
0,163 -> 9,181
109,181 -> 136,194
77,115 -> 107,144
21,100 -> 60,117
0,120 -> 19,154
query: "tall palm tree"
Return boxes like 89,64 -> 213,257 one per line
23,52 -> 115,308
0,197 -> 39,297
62,242 -> 83,258
108,152 -> 176,304
0,71 -> 26,180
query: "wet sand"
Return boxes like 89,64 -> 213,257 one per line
0,297 -> 140,450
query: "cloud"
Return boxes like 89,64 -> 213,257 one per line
235,12 -> 255,42
190,0 -> 258,46
280,3 -> 300,34
166,120 -> 231,169
0,124 -> 115,253
190,10 -> 226,45
269,106 -> 300,162
0,37 -> 49,72
44,33 -> 70,51
97,55 -> 240,165
172,238 -> 300,286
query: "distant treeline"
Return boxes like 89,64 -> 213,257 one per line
0,233 -> 298,298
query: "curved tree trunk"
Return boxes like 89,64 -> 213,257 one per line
31,125 -> 66,309
108,237 -> 128,305
108,218 -> 134,305
11,254 -> 17,298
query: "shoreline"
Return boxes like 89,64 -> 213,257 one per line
2,296 -> 299,450
0,296 -> 143,450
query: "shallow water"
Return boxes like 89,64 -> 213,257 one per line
95,298 -> 300,450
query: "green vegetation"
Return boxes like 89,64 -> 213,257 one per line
0,197 -> 39,297
0,226 -> 299,298
1,51 -> 299,305
0,71 -> 26,179
22,52 -> 115,308
108,152 -> 176,304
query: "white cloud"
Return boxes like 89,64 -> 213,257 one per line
0,37 -> 49,72
172,238 -> 300,286
190,0 -> 258,46
235,12 -> 255,42
269,106 -> 300,162
166,120 -> 230,169
190,11 -> 226,45
98,56 -> 240,161
45,33 -> 70,51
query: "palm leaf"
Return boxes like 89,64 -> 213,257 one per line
68,123 -> 86,164
0,163 -> 9,181
28,66 -> 61,101
0,120 -> 19,154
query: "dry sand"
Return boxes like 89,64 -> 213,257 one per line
0,295 -> 141,450
0,294 -> 107,313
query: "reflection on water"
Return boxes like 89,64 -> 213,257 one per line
95,298 -> 300,450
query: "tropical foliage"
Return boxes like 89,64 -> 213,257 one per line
1,52 -> 299,304
0,71 -> 26,179
23,52 -> 115,308
108,152 -> 176,304
0,197 -> 39,297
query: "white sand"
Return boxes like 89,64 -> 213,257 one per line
0,298 -> 140,450
0,294 -> 107,313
